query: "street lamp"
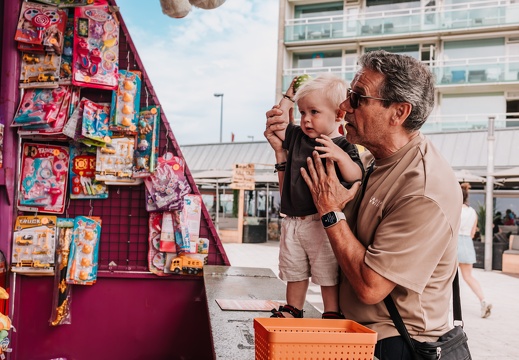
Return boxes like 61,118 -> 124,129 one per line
214,93 -> 224,143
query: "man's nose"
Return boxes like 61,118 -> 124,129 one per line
340,99 -> 352,113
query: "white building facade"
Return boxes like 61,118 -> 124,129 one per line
275,0 -> 519,133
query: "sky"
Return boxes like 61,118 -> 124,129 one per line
115,0 -> 279,145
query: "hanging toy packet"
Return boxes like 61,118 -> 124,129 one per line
18,143 -> 69,214
133,105 -> 160,178
72,1 -> 119,90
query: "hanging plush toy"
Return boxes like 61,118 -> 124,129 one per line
160,0 -> 192,18
159,0 -> 226,19
189,0 -> 226,9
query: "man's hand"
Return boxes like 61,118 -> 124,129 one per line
264,105 -> 292,150
300,151 -> 361,215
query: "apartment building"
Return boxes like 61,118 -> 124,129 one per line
275,0 -> 519,132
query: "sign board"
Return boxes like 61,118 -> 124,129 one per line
230,163 -> 255,190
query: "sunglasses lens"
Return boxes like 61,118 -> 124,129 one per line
349,91 -> 359,109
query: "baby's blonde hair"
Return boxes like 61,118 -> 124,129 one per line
293,73 -> 347,110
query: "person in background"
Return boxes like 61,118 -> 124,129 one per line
493,211 -> 503,235
504,209 -> 517,226
458,183 -> 492,318
266,73 -> 363,319
266,50 -> 462,359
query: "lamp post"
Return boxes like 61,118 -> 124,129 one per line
214,93 -> 224,143
484,116 -> 495,271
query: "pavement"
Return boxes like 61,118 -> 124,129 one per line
222,240 -> 519,360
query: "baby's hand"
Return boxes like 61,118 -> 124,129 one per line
315,135 -> 346,162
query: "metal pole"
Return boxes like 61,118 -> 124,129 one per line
484,116 -> 495,271
216,181 -> 220,233
266,183 -> 270,242
214,93 -> 224,143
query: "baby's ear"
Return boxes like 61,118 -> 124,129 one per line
336,109 -> 346,121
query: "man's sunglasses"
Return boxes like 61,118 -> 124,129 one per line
347,88 -> 389,109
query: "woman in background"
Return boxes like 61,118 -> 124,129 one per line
458,183 -> 492,318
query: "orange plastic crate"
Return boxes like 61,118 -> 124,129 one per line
254,318 -> 377,360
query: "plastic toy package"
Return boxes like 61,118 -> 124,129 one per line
19,52 -> 62,88
58,8 -> 74,85
133,105 -> 160,178
95,134 -> 142,185
11,215 -> 57,275
18,143 -> 69,214
50,218 -> 74,326
66,216 -> 101,285
143,153 -> 191,212
72,1 -> 119,90
110,70 -> 142,133
159,210 -> 190,254
17,86 -> 80,139
81,98 -> 111,146
147,212 -> 168,276
183,194 -> 202,242
14,1 -> 67,51
69,143 -> 108,199
12,87 -> 67,127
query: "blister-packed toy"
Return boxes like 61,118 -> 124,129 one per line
50,218 -> 74,326
143,153 -> 191,211
12,87 -> 67,127
66,216 -> 101,285
110,70 -> 141,132
95,134 -> 141,184
11,215 -> 57,275
18,143 -> 69,214
80,99 -> 111,146
133,106 -> 160,178
69,143 -> 108,199
19,52 -> 61,88
72,2 -> 119,90
148,213 -> 168,276
183,194 -> 202,241
18,86 -> 80,139
15,2 -> 67,53
58,8 -> 74,84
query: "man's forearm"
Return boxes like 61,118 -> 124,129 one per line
324,221 -> 395,305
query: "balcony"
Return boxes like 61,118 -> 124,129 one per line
422,113 -> 519,133
283,55 -> 519,91
432,55 -> 519,86
285,0 -> 519,44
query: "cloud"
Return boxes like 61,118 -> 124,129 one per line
117,0 -> 279,145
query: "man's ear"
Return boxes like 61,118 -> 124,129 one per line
391,102 -> 412,125
336,109 -> 346,121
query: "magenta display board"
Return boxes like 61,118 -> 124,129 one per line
11,275 -> 213,359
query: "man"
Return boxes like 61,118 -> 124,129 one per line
265,50 -> 462,359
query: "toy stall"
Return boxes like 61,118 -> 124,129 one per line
0,0 -> 230,359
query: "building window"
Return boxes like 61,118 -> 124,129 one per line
294,2 -> 343,19
293,50 -> 342,69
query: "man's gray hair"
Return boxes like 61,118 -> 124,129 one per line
358,50 -> 435,131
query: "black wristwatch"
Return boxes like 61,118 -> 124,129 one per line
321,211 -> 346,229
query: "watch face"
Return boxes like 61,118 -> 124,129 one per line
321,212 -> 339,228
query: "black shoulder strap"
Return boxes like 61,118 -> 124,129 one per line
384,271 -> 462,358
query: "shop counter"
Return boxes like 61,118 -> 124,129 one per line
203,265 -> 322,360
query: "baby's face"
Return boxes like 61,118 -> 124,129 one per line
297,92 -> 341,139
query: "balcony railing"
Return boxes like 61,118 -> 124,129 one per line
285,0 -> 519,43
422,113 -> 519,133
283,55 -> 519,90
291,113 -> 519,133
